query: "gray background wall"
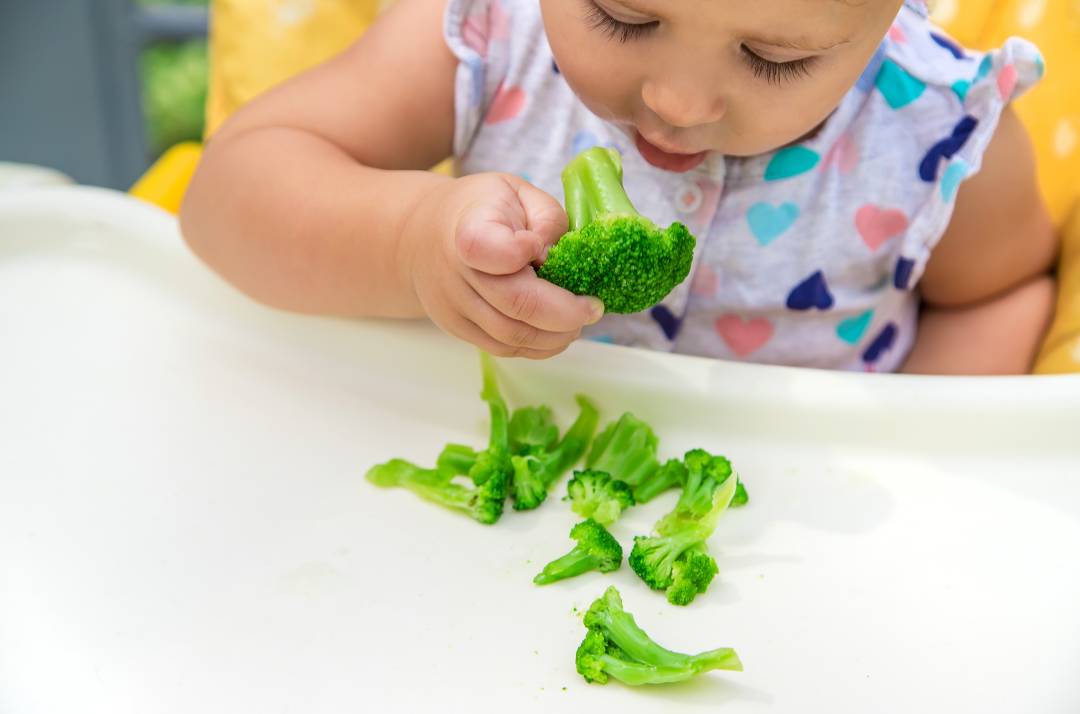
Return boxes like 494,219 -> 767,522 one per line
0,0 -> 207,190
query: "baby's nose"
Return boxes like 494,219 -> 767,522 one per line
641,79 -> 725,128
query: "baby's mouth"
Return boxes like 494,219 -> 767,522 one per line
634,132 -> 708,173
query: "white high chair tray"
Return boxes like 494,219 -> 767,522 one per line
2,187 -> 1079,713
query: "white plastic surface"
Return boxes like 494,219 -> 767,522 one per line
2,187 -> 1079,713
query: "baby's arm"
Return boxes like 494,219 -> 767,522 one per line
180,0 -> 601,358
900,106 -> 1059,375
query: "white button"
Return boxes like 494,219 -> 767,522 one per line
674,182 -> 704,215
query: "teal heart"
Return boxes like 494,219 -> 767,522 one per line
941,159 -> 969,202
837,310 -> 874,344
951,80 -> 971,103
764,146 -> 821,181
1035,54 -> 1045,79
875,59 -> 926,109
747,202 -> 799,245
975,55 -> 993,83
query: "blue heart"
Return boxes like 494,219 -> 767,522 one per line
589,334 -> 615,344
837,310 -> 874,344
930,32 -> 966,59
862,323 -> 898,364
855,44 -> 887,94
747,202 -> 799,245
893,256 -> 916,290
786,270 -> 834,311
552,59 -> 560,74
571,130 -> 618,158
951,80 -> 971,102
650,305 -> 682,340
875,59 -> 927,109
919,115 -> 978,182
941,159 -> 970,202
764,147 -> 821,181
572,131 -> 601,157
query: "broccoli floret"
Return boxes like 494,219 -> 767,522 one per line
537,147 -> 696,314
632,458 -> 687,504
509,395 -> 600,511
533,519 -> 623,585
585,412 -> 661,489
566,469 -> 635,525
366,458 -> 509,525
508,406 -> 559,454
666,550 -> 720,607
629,456 -> 740,604
654,449 -> 734,535
575,586 -> 742,685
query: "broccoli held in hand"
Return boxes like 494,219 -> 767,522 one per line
534,519 -> 623,585
566,469 -> 635,525
629,449 -> 742,605
366,459 -> 509,525
575,586 -> 742,685
537,147 -> 696,314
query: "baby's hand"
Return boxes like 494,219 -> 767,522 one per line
402,173 -> 603,359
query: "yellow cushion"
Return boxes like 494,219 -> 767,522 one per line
206,0 -> 386,136
1033,206 -> 1080,374
129,142 -> 203,214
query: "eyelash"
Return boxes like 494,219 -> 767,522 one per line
740,46 -> 817,86
585,1 -> 658,43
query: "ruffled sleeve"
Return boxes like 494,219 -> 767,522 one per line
443,0 -> 516,160
885,9 -> 1045,291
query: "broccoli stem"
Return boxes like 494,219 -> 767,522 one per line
533,547 -> 604,585
598,649 -> 743,685
551,395 -> 600,480
562,147 -> 642,231
437,444 -> 478,475
479,351 -> 509,453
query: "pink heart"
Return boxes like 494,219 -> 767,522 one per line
822,132 -> 859,174
715,315 -> 773,357
998,63 -> 1018,101
462,14 -> 489,57
484,81 -> 526,124
855,205 -> 908,251
690,265 -> 720,298
888,24 -> 907,43
461,0 -> 510,57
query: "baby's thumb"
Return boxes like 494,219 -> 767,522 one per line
513,179 -> 570,265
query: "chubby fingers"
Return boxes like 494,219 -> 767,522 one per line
469,266 -> 604,334
455,175 -> 569,276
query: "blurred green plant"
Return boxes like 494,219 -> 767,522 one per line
140,40 -> 208,157
137,0 -> 210,158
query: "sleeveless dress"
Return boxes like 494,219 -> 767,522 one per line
443,0 -> 1044,371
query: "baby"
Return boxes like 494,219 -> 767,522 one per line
181,0 -> 1058,374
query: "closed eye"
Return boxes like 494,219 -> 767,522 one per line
740,46 -> 818,86
585,0 -> 658,43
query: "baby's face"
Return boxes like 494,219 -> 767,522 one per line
541,0 -> 904,170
